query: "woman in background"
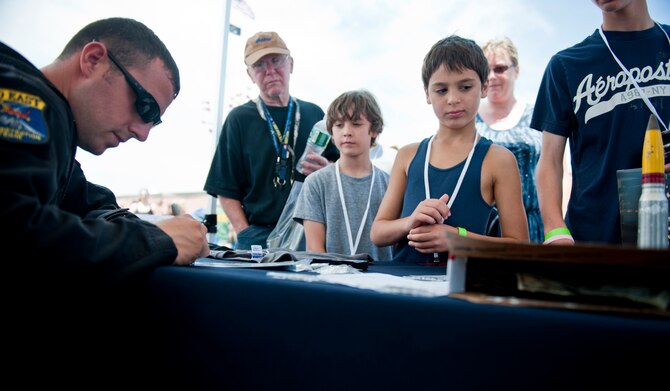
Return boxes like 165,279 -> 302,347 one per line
476,37 -> 543,242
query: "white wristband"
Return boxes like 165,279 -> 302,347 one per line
543,234 -> 575,245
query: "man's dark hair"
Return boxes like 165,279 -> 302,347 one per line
59,17 -> 180,97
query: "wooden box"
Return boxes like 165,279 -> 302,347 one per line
445,234 -> 670,316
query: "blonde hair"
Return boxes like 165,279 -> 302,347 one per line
481,36 -> 519,67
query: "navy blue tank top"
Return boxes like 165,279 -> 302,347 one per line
394,136 -> 494,263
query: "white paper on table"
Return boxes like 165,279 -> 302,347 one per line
267,272 -> 449,297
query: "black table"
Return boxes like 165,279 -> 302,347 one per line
148,261 -> 670,390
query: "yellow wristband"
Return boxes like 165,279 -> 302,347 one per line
544,227 -> 571,241
458,227 -> 467,237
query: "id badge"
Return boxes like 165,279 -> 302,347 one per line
273,145 -> 291,187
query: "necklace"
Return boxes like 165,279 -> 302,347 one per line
335,161 -> 376,255
424,133 -> 479,208
598,21 -> 670,132
423,132 -> 479,259
254,97 -> 302,187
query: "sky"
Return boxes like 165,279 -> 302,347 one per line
1,0 -> 669,197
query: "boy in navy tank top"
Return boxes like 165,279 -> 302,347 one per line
371,35 -> 530,264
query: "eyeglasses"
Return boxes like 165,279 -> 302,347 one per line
249,55 -> 289,73
107,49 -> 162,126
491,64 -> 515,75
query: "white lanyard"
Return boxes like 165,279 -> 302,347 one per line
598,22 -> 670,132
424,133 -> 479,207
336,161 -> 376,255
424,133 -> 479,259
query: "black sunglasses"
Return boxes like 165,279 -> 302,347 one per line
107,49 -> 162,125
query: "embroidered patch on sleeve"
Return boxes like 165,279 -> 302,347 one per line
0,88 -> 48,144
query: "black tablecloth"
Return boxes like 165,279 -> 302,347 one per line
148,261 -> 670,390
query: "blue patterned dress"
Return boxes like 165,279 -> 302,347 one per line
476,103 -> 543,242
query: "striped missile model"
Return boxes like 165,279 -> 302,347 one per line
638,114 -> 669,249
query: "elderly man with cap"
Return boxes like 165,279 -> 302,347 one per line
205,31 -> 339,250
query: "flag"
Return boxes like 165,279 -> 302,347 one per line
233,0 -> 255,20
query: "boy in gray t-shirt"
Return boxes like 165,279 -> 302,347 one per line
293,90 -> 393,261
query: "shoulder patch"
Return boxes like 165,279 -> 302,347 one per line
0,88 -> 48,144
